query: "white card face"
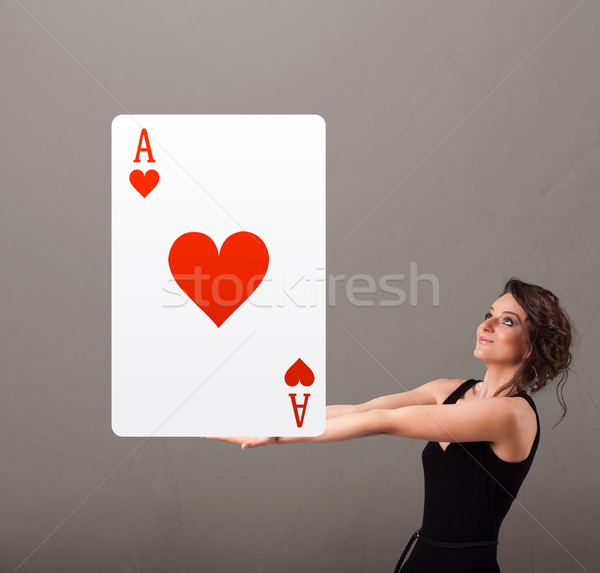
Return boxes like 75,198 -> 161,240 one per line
111,115 -> 326,436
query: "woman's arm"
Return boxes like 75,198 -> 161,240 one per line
278,410 -> 386,444
282,396 -> 518,445
326,405 -> 357,418
326,378 -> 446,419
203,410 -> 386,448
380,398 -> 518,443
205,382 -> 518,449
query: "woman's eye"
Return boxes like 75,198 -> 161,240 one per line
484,312 -> 514,326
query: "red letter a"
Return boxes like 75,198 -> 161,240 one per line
133,128 -> 155,163
289,393 -> 311,428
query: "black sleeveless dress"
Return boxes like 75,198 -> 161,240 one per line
396,378 -> 541,573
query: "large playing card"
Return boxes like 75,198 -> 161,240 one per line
112,115 -> 325,436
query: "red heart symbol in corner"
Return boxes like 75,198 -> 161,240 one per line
284,358 -> 315,387
130,169 -> 159,197
168,231 -> 269,327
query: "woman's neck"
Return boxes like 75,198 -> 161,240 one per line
478,365 -> 520,397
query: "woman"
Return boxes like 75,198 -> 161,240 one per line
206,278 -> 574,572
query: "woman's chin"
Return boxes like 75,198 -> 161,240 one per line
473,348 -> 490,362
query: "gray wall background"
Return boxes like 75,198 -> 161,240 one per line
1,1 -> 598,571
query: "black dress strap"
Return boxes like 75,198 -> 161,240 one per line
443,378 -> 479,404
393,530 -> 419,573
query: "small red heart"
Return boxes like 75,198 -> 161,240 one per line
284,358 -> 315,387
130,169 -> 159,197
168,231 -> 269,327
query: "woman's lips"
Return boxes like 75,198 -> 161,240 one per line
479,336 -> 494,344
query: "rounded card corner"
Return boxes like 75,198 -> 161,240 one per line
311,114 -> 326,130
111,420 -> 127,438
111,114 -> 127,131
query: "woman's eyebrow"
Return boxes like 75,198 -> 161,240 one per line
488,306 -> 523,323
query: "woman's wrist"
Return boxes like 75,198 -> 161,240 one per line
276,410 -> 385,445
326,404 -> 357,419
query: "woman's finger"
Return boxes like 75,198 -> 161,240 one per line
203,436 -> 246,445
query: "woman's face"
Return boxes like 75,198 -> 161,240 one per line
474,293 -> 530,366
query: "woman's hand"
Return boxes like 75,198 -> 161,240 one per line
202,436 -> 279,449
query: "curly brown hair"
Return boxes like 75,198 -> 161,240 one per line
491,278 -> 575,427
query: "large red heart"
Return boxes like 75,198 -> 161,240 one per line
130,169 -> 159,197
168,231 -> 269,327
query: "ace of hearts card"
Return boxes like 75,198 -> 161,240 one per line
111,115 -> 326,437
